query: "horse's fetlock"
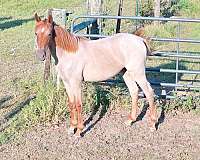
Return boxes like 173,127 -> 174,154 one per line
77,124 -> 84,130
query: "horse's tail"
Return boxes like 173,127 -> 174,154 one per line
133,27 -> 153,56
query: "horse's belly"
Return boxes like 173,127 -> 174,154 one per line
83,62 -> 123,82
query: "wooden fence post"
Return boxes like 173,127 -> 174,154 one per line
43,9 -> 52,82
154,0 -> 160,25
87,0 -> 103,39
116,0 -> 123,33
44,9 -> 69,87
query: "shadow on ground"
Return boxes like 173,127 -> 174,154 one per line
0,95 -> 14,110
81,60 -> 188,135
81,85 -> 111,136
156,106 -> 166,130
0,17 -> 33,30
0,95 -> 36,132
0,17 -> 12,22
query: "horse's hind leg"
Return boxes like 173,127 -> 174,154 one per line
136,75 -> 157,131
123,71 -> 139,125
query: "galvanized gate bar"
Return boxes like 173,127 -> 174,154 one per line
150,37 -> 200,43
175,22 -> 181,89
72,15 -> 200,26
72,33 -> 107,38
153,52 -> 200,59
146,68 -> 200,74
73,33 -> 200,44
100,79 -> 200,88
73,19 -> 96,33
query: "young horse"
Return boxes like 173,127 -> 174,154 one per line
34,13 -> 157,137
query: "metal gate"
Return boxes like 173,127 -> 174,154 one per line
71,15 -> 200,98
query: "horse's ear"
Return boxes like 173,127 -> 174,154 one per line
35,13 -> 41,22
48,14 -> 53,24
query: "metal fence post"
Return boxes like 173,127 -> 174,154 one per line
175,22 -> 181,90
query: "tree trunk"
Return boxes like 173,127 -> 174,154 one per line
154,0 -> 160,25
116,0 -> 123,33
88,0 -> 103,15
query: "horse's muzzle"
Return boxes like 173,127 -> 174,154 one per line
36,49 -> 46,61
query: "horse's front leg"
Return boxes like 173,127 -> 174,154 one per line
74,87 -> 84,137
67,97 -> 77,136
64,81 -> 84,137
63,82 -> 77,135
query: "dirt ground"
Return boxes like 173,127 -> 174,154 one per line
0,107 -> 200,160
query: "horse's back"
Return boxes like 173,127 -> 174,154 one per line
80,33 -> 147,81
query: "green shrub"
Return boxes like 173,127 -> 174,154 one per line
164,93 -> 200,113
140,0 -> 179,18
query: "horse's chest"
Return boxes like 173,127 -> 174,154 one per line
56,58 -> 83,81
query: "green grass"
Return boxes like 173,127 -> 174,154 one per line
0,0 -> 200,145
0,80 -> 67,144
0,78 -> 132,145
0,0 -> 85,18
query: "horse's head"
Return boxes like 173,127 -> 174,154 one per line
34,13 -> 54,61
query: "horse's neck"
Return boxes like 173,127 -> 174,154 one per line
54,26 -> 79,54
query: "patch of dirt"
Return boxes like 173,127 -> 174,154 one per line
0,108 -> 200,160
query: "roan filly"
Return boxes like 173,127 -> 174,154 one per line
34,13 -> 157,137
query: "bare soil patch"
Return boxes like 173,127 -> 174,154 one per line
0,107 -> 200,160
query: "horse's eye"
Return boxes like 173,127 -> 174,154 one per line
35,33 -> 37,36
48,33 -> 52,37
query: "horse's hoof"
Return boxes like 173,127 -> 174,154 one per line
74,133 -> 82,139
67,127 -> 75,136
70,134 -> 81,144
74,129 -> 83,138
124,119 -> 133,126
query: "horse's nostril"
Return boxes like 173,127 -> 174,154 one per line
36,49 -> 46,61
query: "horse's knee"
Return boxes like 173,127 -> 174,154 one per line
68,99 -> 76,111
76,102 -> 82,113
147,87 -> 154,99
